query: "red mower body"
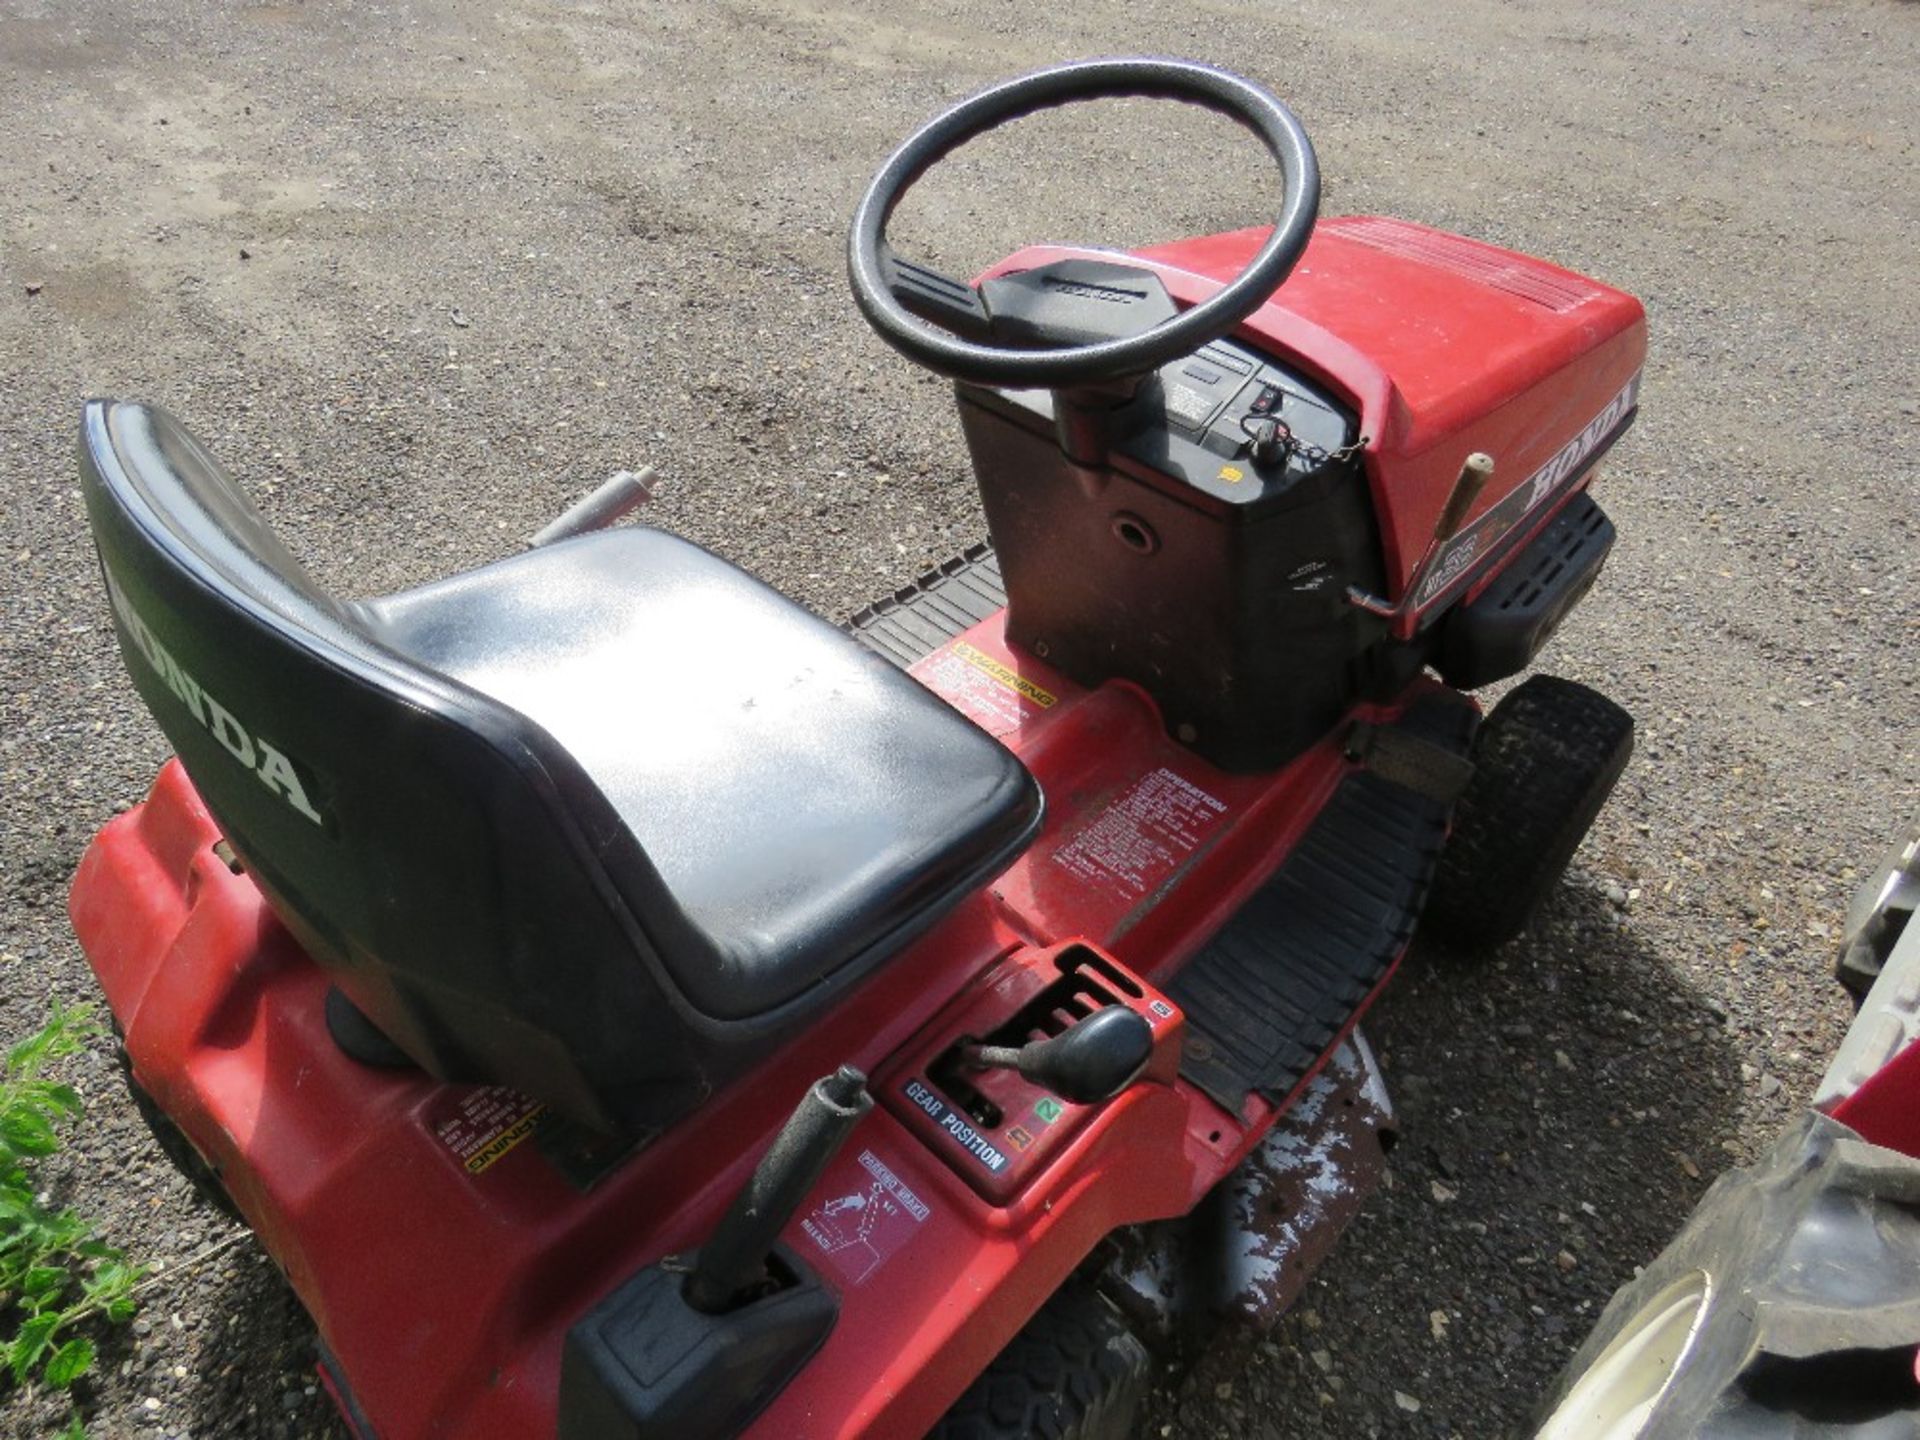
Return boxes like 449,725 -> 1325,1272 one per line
76,650 -> 1430,1437
70,215 -> 1644,1440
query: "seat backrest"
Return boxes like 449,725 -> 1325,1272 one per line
79,400 -> 710,1132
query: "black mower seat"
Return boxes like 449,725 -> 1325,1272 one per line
358,529 -> 1032,1020
80,401 -> 1041,1135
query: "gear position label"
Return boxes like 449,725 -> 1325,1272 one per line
800,1148 -> 931,1285
901,1079 -> 1009,1172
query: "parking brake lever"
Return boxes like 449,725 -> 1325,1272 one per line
963,1005 -> 1154,1104
685,1066 -> 872,1314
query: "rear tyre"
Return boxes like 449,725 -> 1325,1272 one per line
1423,674 -> 1634,950
930,1284 -> 1151,1440
1536,1113 -> 1920,1437
117,1044 -> 241,1222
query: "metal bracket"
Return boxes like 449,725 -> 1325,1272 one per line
1344,720 -> 1476,806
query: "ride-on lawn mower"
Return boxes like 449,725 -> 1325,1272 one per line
67,60 -> 1645,1439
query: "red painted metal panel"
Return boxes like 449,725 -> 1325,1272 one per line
1831,1038 -> 1920,1162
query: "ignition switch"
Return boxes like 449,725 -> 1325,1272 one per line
1248,417 -> 1291,468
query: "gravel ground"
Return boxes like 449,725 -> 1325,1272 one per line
1,0 -> 1915,1436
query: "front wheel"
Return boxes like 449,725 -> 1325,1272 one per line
1423,674 -> 1634,949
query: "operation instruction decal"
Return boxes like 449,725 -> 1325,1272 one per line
1051,767 -> 1230,901
800,1147 -> 932,1285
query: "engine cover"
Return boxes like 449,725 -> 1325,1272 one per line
957,222 -> 1645,770
1131,218 -> 1647,603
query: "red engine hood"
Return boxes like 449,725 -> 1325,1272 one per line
986,219 -> 1647,596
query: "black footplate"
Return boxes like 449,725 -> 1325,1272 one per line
843,543 -> 1005,669
1169,694 -> 1480,1115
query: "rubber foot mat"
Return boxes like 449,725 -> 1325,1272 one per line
843,542 -> 1004,669
1169,694 -> 1479,1115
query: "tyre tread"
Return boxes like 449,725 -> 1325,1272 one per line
931,1284 -> 1151,1440
1424,674 -> 1634,948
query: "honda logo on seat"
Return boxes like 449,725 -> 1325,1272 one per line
104,571 -> 327,826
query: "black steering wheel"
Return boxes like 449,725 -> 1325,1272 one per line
847,58 -> 1321,389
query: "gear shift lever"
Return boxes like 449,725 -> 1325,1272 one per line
962,1006 -> 1153,1104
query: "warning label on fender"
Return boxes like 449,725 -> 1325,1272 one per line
428,1087 -> 545,1176
912,640 -> 1055,737
800,1148 -> 931,1285
1051,768 -> 1228,900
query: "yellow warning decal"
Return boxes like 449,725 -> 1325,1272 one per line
429,1085 -> 546,1178
952,641 -> 1057,709
465,1108 -> 544,1174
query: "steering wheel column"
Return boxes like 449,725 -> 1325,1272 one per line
847,61 -> 1374,774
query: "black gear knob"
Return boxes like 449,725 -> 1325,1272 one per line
966,1006 -> 1154,1105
